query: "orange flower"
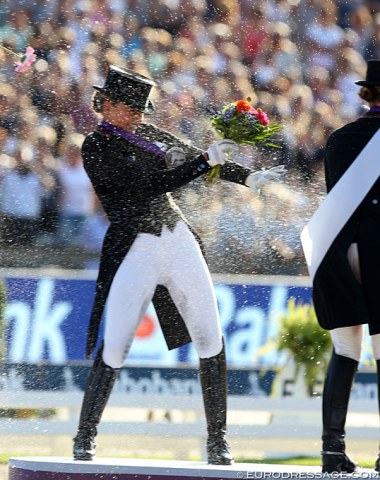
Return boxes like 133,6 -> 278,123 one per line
236,100 -> 251,113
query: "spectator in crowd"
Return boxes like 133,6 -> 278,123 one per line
56,135 -> 94,247
365,12 -> 380,59
33,131 -> 61,244
0,127 -> 16,160
304,1 -> 346,70
81,198 -> 109,256
0,85 -> 19,134
0,149 -> 44,245
345,4 -> 374,56
240,5 -> 269,65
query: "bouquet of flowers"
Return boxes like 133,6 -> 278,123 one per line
0,44 -> 36,73
208,98 -> 283,182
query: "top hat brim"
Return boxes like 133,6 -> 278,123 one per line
93,85 -> 155,114
355,80 -> 380,86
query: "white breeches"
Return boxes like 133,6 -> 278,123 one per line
103,220 -> 223,368
331,326 -> 380,361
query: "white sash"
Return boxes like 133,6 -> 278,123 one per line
301,128 -> 380,281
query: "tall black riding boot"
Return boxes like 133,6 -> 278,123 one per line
73,348 -> 119,461
199,341 -> 234,465
374,360 -> 380,472
321,351 -> 358,473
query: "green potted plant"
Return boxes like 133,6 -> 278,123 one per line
277,297 -> 332,396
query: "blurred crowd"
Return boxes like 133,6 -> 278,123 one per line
0,0 -> 378,275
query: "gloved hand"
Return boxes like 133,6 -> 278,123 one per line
165,147 -> 187,168
245,165 -> 287,195
205,139 -> 238,167
154,141 -> 168,151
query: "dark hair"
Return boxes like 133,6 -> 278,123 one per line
358,85 -> 380,103
92,91 -> 117,113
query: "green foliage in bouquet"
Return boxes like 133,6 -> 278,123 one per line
277,297 -> 332,396
208,99 -> 283,182
211,99 -> 283,146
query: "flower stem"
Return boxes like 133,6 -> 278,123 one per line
0,44 -> 21,59
206,165 -> 221,183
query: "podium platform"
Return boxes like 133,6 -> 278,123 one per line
8,457 -> 376,480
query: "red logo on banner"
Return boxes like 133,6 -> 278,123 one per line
136,314 -> 156,338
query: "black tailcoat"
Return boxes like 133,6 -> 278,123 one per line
313,111 -> 380,335
82,123 -> 253,358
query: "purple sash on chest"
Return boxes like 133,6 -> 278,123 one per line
100,120 -> 166,157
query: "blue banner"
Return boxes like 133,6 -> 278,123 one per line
0,363 -> 276,396
0,363 -> 376,400
3,272 -> 314,367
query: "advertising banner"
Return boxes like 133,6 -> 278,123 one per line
0,363 -> 376,400
3,272 -> 313,367
2,272 -> 374,369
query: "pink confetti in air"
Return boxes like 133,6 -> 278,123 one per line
15,46 -> 37,73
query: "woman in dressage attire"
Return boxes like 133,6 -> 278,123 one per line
313,59 -> 380,473
72,65 -> 285,465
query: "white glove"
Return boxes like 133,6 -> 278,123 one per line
165,147 -> 187,168
206,139 -> 238,167
245,165 -> 287,195
154,141 -> 168,151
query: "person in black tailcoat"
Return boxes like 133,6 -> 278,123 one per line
312,59 -> 380,473
72,65 -> 285,464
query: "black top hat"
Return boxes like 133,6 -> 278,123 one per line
355,60 -> 380,86
93,65 -> 156,114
